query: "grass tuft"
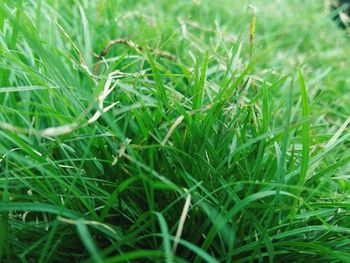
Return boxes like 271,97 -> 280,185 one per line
1,0 -> 350,262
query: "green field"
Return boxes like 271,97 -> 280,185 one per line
1,0 -> 350,262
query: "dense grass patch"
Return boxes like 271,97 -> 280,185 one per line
1,0 -> 350,262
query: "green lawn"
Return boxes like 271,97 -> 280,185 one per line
1,0 -> 350,262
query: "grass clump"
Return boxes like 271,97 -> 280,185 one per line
1,0 -> 350,262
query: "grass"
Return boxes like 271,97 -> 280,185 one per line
1,0 -> 350,262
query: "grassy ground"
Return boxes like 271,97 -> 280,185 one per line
1,0 -> 350,262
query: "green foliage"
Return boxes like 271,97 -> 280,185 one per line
1,0 -> 350,262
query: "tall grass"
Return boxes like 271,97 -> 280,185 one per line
1,0 -> 350,262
